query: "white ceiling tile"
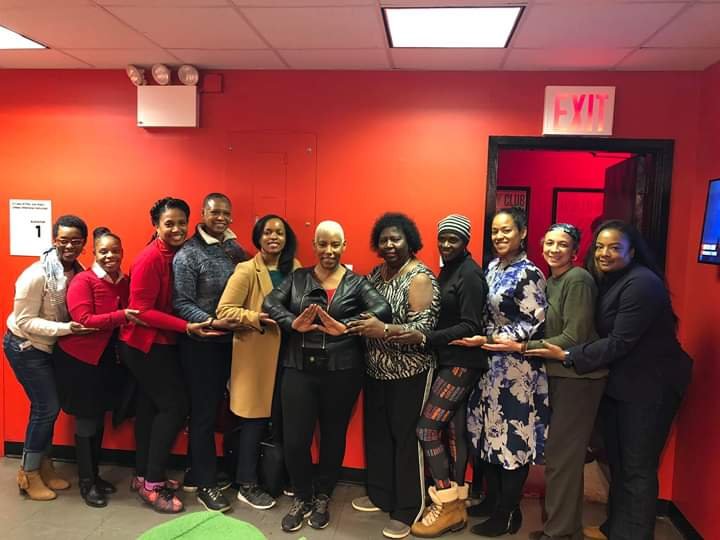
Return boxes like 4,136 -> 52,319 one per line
280,48 -> 389,69
107,7 -> 266,49
0,1 -> 92,6
0,48 -> 90,68
645,4 -> 720,47
63,47 -> 180,68
97,1 -> 228,5
391,48 -> 506,70
241,6 -> 385,49
616,47 -> 720,70
505,48 -> 632,70
0,6 -> 154,48
170,48 -> 285,68
233,0 -> 373,5
513,3 -> 686,48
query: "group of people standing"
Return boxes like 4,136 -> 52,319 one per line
4,193 -> 691,540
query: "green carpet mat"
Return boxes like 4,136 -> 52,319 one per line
138,511 -> 266,539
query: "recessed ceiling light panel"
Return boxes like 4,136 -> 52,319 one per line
0,25 -> 45,50
384,7 -> 524,48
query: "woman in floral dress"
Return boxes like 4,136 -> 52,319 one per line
453,207 -> 548,537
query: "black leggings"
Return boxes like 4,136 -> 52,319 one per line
417,366 -> 479,489
282,367 -> 363,502
121,343 -> 189,482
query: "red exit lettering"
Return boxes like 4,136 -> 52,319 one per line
553,93 -> 609,133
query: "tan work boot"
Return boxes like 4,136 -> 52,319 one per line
455,483 -> 469,526
17,468 -> 56,501
40,457 -> 71,490
583,526 -> 608,540
411,483 -> 465,538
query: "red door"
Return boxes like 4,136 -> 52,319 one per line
225,131 -> 317,263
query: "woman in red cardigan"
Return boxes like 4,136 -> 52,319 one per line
119,198 -> 216,514
55,227 -> 145,508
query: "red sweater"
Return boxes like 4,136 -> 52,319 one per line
57,268 -> 129,366
119,239 -> 187,353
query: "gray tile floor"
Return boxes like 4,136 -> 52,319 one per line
0,457 -> 683,540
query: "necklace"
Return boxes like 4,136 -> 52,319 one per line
382,257 -> 413,282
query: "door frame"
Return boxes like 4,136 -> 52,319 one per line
484,136 -> 674,267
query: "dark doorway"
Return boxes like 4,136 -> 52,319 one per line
484,137 -> 674,269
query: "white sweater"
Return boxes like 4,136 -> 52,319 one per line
6,261 -> 74,354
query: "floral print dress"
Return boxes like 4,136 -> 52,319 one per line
467,253 -> 549,469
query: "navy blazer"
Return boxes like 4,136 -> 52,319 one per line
570,264 -> 692,402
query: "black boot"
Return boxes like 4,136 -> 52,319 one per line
91,430 -> 116,494
468,462 -> 499,517
75,435 -> 108,508
80,478 -> 108,508
470,507 -> 522,537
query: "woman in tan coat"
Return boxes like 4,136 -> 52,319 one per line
216,214 -> 299,510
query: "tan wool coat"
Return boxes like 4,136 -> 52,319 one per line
216,253 -> 299,418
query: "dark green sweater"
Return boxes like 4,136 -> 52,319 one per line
527,266 -> 607,379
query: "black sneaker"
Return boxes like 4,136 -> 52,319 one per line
216,471 -> 232,491
308,494 -> 330,529
183,469 -> 232,493
237,483 -> 276,510
182,469 -> 197,493
281,497 -> 313,532
197,486 -> 231,512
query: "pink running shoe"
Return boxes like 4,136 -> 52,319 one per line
138,484 -> 184,514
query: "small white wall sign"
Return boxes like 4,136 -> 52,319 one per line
10,199 -> 52,256
543,86 -> 616,136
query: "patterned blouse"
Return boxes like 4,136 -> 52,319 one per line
467,253 -> 549,469
365,261 -> 441,380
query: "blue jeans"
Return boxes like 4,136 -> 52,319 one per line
3,331 -> 60,471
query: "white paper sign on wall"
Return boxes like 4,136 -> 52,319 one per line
10,199 -> 52,256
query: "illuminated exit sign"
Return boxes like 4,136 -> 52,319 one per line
543,86 -> 615,136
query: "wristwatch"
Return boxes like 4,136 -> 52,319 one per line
562,350 -> 574,369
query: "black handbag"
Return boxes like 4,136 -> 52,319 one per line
258,438 -> 286,498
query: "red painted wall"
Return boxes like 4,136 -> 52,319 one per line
0,70 -> 705,503
671,61 -> 720,539
497,149 -> 631,264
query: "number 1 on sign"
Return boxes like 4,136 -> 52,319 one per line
35,225 -> 41,238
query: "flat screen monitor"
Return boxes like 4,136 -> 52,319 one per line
698,178 -> 720,265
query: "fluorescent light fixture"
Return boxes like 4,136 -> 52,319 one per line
383,7 -> 523,48
0,25 -> 45,49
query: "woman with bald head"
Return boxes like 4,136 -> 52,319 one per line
263,220 -> 392,533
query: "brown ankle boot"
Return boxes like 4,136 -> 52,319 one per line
18,469 -> 56,501
456,483 -> 469,525
40,457 -> 70,490
411,483 -> 465,538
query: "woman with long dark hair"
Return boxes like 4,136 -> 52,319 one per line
526,220 -> 692,540
54,227 -> 143,507
120,197 -> 217,514
5,215 -> 94,501
216,214 -> 300,510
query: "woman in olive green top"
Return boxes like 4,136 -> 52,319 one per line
484,223 -> 607,540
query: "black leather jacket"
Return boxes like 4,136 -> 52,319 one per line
263,266 -> 392,371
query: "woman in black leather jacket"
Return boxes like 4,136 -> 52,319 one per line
263,220 -> 392,534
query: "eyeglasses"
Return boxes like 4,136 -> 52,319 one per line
55,238 -> 85,248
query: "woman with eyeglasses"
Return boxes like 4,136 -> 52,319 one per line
4,215 -> 96,501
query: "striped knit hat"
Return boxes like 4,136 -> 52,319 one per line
438,214 -> 471,242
